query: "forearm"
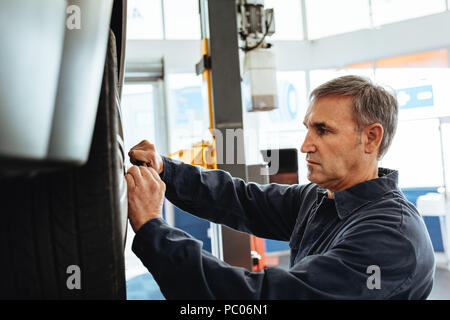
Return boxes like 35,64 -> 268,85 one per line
132,218 -> 264,299
160,156 -> 302,240
132,218 -> 407,300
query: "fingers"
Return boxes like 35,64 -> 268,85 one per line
139,165 -> 156,183
125,155 -> 165,231
125,172 -> 135,189
147,168 -> 165,195
126,165 -> 143,187
135,140 -> 151,148
128,143 -> 163,174
127,166 -> 161,190
140,166 -> 165,192
147,167 -> 163,183
129,140 -> 154,154
128,150 -> 150,165
129,139 -> 151,150
128,150 -> 157,168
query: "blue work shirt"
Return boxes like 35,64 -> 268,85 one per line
132,156 -> 436,299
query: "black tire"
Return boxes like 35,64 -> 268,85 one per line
0,31 -> 127,299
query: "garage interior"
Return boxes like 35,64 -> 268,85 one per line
123,0 -> 450,300
1,0 -> 450,300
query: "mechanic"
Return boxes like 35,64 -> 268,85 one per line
125,75 -> 435,299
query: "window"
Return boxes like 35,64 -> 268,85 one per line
121,83 -> 158,167
127,0 -> 164,40
163,0 -> 201,40
166,73 -> 209,153
264,0 -> 303,40
373,49 -> 450,189
250,71 -> 307,166
375,67 -> 450,120
371,0 -> 447,27
375,49 -> 448,69
260,71 -> 307,133
309,67 -> 375,93
122,81 -> 166,299
380,119 -> 444,188
305,0 -> 371,40
441,120 -> 450,191
374,50 -> 450,120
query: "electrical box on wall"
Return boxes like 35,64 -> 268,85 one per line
237,0 -> 278,112
243,48 -> 278,112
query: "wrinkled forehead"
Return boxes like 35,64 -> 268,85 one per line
303,95 -> 357,126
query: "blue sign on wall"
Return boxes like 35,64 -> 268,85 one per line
396,85 -> 434,110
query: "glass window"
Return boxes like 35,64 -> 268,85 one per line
121,82 -> 166,299
305,0 -> 371,40
127,0 -> 164,40
309,67 -> 375,93
250,72 -> 306,165
121,83 -> 157,167
374,50 -> 450,121
375,68 -> 450,120
374,50 -> 450,189
374,49 -> 450,189
163,0 -> 201,40
259,71 -> 307,133
371,0 -> 447,27
166,73 -> 209,153
380,119 -> 444,188
376,49 -> 448,68
441,121 -> 450,191
264,0 -> 303,40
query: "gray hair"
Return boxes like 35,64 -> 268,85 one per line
309,75 -> 398,159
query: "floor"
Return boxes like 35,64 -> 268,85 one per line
428,266 -> 450,300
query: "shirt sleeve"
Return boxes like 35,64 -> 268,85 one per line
160,156 -> 305,241
132,218 -> 419,300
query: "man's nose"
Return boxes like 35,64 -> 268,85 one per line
300,131 -> 316,154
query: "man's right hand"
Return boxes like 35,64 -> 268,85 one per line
128,140 -> 164,175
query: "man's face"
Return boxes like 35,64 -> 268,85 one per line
301,95 -> 366,191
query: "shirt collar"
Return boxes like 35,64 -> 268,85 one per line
316,168 -> 399,220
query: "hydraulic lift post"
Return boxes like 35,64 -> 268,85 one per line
198,0 -> 253,270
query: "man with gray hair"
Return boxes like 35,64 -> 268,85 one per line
126,75 -> 435,299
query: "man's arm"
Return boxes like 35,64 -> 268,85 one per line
132,217 -> 420,299
128,140 -> 305,241
160,156 -> 305,241
125,156 -> 427,300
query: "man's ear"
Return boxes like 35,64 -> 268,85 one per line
363,123 -> 383,155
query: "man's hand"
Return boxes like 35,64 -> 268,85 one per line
125,165 -> 166,233
128,140 -> 164,174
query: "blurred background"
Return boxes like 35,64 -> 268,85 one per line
122,0 -> 450,299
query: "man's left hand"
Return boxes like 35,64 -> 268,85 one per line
125,165 -> 166,233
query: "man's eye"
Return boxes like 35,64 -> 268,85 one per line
317,127 -> 328,135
